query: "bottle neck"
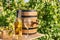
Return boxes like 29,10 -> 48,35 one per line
17,10 -> 21,18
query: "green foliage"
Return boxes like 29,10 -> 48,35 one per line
0,0 -> 60,40
37,0 -> 60,40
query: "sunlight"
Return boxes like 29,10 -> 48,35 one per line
24,0 -> 29,2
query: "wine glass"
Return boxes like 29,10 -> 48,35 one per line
24,19 -> 31,38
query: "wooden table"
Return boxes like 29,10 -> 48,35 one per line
3,33 -> 44,40
19,33 -> 44,40
0,31 -> 44,40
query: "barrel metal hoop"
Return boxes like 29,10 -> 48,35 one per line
22,32 -> 37,35
22,16 -> 37,18
22,27 -> 38,30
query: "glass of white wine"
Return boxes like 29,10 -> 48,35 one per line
24,19 -> 31,38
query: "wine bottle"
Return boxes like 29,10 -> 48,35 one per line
14,10 -> 22,36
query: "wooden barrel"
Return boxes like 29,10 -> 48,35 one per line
21,10 -> 38,35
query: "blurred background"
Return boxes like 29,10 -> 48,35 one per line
0,0 -> 60,40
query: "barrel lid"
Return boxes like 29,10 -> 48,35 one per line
22,10 -> 36,12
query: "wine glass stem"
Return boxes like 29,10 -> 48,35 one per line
27,28 -> 29,37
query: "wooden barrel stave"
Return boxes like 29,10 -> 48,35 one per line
22,12 -> 37,16
22,28 -> 37,35
22,17 -> 38,28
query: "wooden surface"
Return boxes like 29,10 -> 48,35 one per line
19,33 -> 44,40
0,32 -> 44,40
